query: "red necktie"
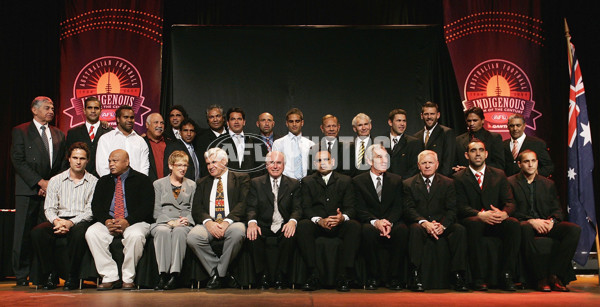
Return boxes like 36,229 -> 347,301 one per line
89,125 -> 95,141
475,172 -> 483,189
114,176 -> 125,219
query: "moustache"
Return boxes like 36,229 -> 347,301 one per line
155,127 -> 164,132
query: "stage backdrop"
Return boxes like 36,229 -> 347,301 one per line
59,0 -> 163,133
169,25 -> 463,138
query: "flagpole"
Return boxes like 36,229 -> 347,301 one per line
565,17 -> 600,284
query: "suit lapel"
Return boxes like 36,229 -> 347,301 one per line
465,169 -> 482,195
28,123 -> 51,165
263,175 -> 275,204
427,127 -> 442,148
203,176 -> 215,210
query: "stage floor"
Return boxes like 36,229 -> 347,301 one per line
1,275 -> 599,306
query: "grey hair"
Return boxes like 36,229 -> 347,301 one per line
266,150 -> 286,165
204,147 -> 228,163
206,104 -> 224,117
352,113 -> 371,127
31,96 -> 53,109
365,143 -> 387,164
417,150 -> 438,163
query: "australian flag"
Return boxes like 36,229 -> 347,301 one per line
567,42 -> 597,266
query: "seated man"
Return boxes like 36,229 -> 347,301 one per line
508,150 -> 581,292
246,151 -> 302,289
404,150 -> 468,292
31,142 -> 98,290
187,147 -> 250,290
296,149 -> 360,292
454,139 -> 520,291
85,149 -> 154,290
353,144 -> 407,291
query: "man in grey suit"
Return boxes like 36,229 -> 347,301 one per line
187,147 -> 250,289
11,96 -> 66,286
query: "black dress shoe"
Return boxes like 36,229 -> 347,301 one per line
365,278 -> 378,290
206,274 -> 223,290
63,275 -> 78,291
410,270 -> 424,292
549,275 -> 569,292
453,272 -> 468,292
302,273 -> 321,291
43,273 -> 58,290
164,274 -> 178,290
16,278 -> 29,287
336,278 -> 350,292
387,279 -> 403,290
503,273 -> 516,291
258,274 -> 270,289
227,275 -> 240,288
155,273 -> 168,290
274,273 -> 287,290
537,278 -> 551,292
472,281 -> 488,291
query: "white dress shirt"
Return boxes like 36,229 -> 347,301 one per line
33,119 -> 53,167
229,130 -> 246,167
95,129 -> 150,177
272,132 -> 315,180
203,170 -> 233,225
509,133 -> 527,155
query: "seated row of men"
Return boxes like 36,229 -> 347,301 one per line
30,139 -> 580,293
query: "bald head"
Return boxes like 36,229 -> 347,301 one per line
257,112 -> 275,136
108,149 -> 130,176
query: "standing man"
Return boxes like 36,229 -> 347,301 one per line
454,139 -> 520,291
223,107 -> 258,174
504,114 -> 554,177
195,104 -> 228,177
272,108 -> 315,180
65,96 -> 113,178
11,96 -> 66,286
404,150 -> 468,292
349,113 -> 374,177
246,151 -> 302,289
353,144 -> 407,291
296,149 -> 360,292
163,118 -> 201,181
187,148 -> 249,290
30,142 -> 97,290
95,105 -> 150,177
509,150 -> 580,292
163,105 -> 188,143
454,107 -> 504,172
85,149 -> 154,290
386,109 -> 422,179
255,112 -> 279,176
413,102 -> 456,176
315,114 -> 349,174
144,113 -> 166,182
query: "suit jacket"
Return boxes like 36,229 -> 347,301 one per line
352,171 -> 403,224
220,133 -> 260,176
384,134 -> 422,179
246,174 -> 302,228
191,171 -> 250,223
163,139 -> 201,181
347,137 -> 373,177
508,173 -> 563,222
308,137 -> 353,176
194,128 -> 229,178
144,135 -> 166,182
403,173 -> 457,228
301,171 -> 356,219
253,133 -> 282,177
413,124 -> 456,176
162,126 -> 179,144
91,168 -> 154,225
152,176 -> 196,227
453,166 -> 515,218
455,128 -> 504,170
65,123 -> 112,177
503,135 -> 554,177
11,121 -> 66,195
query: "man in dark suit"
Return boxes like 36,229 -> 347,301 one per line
348,113 -> 374,177
353,144 -> 407,291
454,139 -> 520,291
65,96 -> 112,178
220,107 -> 260,176
404,150 -> 468,292
385,109 -> 422,179
509,150 -> 580,292
144,113 -> 166,182
187,147 -> 250,290
11,96 -> 66,286
504,114 -> 554,177
163,105 -> 188,144
85,149 -> 154,290
296,149 -> 361,292
246,151 -> 302,289
311,114 -> 352,175
195,104 -> 228,178
454,107 -> 504,172
413,101 -> 456,177
254,112 -> 280,177
163,118 -> 202,181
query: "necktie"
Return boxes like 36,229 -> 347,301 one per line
425,178 -> 431,193
376,176 -> 382,201
327,141 -> 332,153
357,141 -> 365,168
425,130 -> 430,146
40,126 -> 50,154
392,137 -> 399,150
174,129 -> 181,140
512,139 -> 519,160
215,177 -> 225,222
475,172 -> 483,189
188,143 -> 200,180
114,175 -> 125,219
293,137 -> 303,179
271,179 -> 284,233
89,125 -> 95,141
265,137 -> 272,152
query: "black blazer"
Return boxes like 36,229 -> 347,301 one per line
455,128 -> 504,170
413,124 -> 456,177
301,171 -> 356,219
220,134 -> 260,176
253,133 -> 282,177
65,123 -> 112,178
453,166 -> 515,218
352,171 -> 403,224
91,168 -> 154,225
508,173 -> 563,222
384,134 -> 422,179
11,121 -> 66,195
246,174 -> 302,228
194,129 -> 229,178
347,137 -> 374,177
308,138 -> 352,176
503,135 -> 554,177
163,139 -> 201,181
192,171 -> 250,223
403,173 -> 457,228
143,135 -> 165,182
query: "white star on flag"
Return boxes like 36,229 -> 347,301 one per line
567,168 -> 577,180
580,121 -> 592,146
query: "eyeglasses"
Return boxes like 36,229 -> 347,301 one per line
173,163 -> 188,168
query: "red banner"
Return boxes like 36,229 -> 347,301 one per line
443,0 -> 547,139
59,1 -> 163,133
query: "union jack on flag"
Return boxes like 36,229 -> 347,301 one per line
567,42 -> 597,266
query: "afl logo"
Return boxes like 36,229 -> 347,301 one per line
63,56 -> 150,128
463,59 -> 541,134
